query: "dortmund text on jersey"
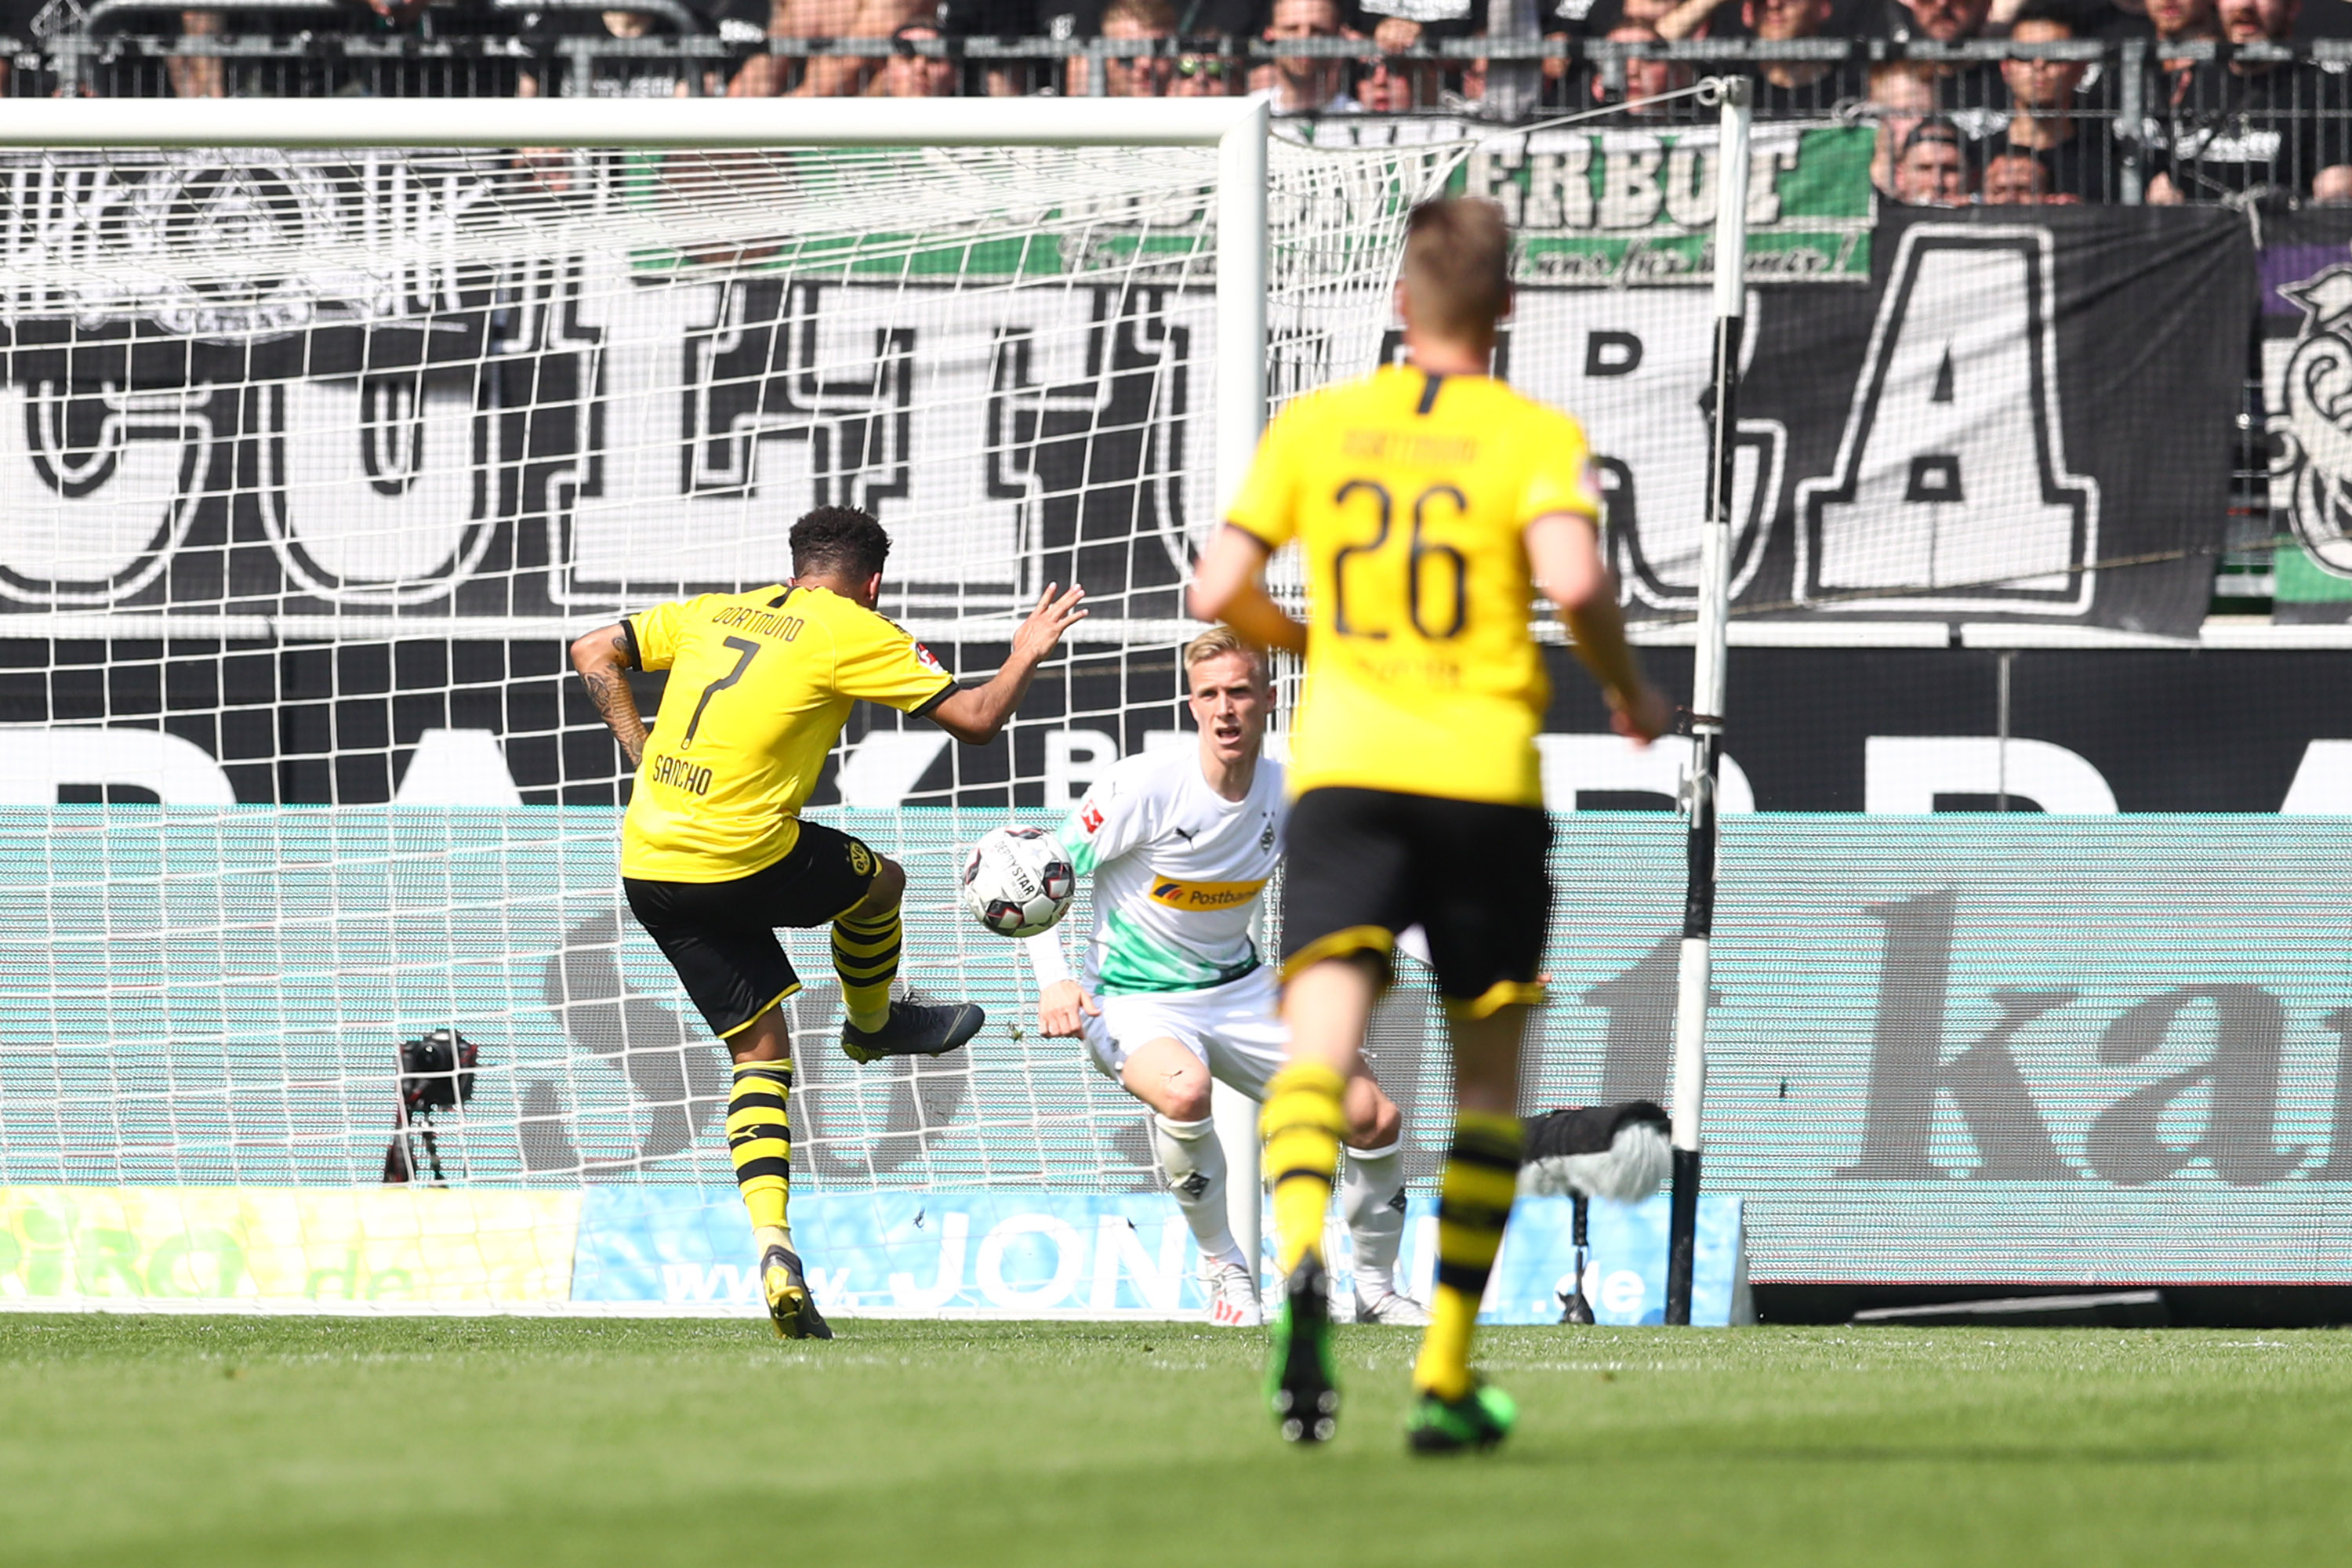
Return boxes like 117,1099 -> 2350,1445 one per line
1224,364 -> 1603,808
619,585 -> 956,882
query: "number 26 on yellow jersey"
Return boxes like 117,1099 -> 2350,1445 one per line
1329,478 -> 1468,641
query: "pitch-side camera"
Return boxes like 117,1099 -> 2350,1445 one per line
383,1028 -> 479,1185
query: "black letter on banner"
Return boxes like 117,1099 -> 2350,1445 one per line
1584,331 -> 1644,378
1839,890 -> 2071,1179
2086,985 -> 2303,1188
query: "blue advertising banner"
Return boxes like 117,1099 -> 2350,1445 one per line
569,1189 -> 1749,1326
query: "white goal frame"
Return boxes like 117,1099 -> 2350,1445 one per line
0,95 -> 1279,1300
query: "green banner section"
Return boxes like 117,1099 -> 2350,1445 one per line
2274,538 -> 2352,604
616,131 -> 1874,285
1450,124 -> 1876,285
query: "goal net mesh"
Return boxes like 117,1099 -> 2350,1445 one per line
0,135 -> 1463,1204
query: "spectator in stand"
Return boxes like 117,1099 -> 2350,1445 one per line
1986,0 -> 2125,201
1862,0 -> 2002,122
1744,0 -> 1863,116
2145,0 -> 2220,95
1347,0 -> 1473,56
1892,116 -> 1976,202
883,20 -> 960,92
1085,0 -> 1178,95
1356,53 -> 1443,108
172,0 -> 526,96
731,0 -> 935,96
1571,0 -> 1747,38
1867,62 -> 1939,194
1544,0 -> 1729,105
515,2 -> 768,99
1264,0 -> 1360,111
1859,0 -> 1992,41
1172,44 -> 1247,89
1040,0 -> 1265,94
1980,147 -> 2062,200
2150,0 -> 2352,201
1592,23 -> 1696,114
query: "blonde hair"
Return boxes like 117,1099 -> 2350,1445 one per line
1102,0 -> 1178,27
1402,198 -> 1512,343
1182,626 -> 1271,687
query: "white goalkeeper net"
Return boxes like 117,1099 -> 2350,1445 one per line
0,129 -> 1464,1205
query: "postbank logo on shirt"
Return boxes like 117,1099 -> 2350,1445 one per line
1149,877 -> 1267,912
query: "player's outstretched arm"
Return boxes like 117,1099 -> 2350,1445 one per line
928,583 -> 1088,746
1187,524 -> 1306,655
1024,930 -> 1100,1038
1526,513 -> 1669,746
569,622 -> 649,767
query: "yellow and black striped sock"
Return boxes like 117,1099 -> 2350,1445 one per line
1413,1111 -> 1525,1402
728,1059 -> 794,1243
1262,1062 -> 1348,1278
833,907 -> 901,1034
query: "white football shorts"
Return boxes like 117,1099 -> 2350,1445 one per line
1081,964 -> 1287,1101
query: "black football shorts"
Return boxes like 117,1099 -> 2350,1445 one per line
1279,786 -> 1552,1018
623,819 -> 880,1040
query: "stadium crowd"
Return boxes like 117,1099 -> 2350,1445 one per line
6,0 -> 2352,201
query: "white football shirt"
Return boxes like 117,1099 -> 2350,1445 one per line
1024,743 -> 1284,996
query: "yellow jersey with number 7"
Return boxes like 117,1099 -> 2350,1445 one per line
1224,364 -> 1602,808
619,584 -> 957,882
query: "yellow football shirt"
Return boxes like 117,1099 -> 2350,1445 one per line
619,585 -> 957,882
1225,363 -> 1602,808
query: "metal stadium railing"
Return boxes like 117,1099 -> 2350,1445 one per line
1,27 -> 2349,203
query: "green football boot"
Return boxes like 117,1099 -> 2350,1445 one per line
1265,1256 -> 1339,1444
1406,1380 -> 1517,1454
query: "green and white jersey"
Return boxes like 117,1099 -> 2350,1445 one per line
1023,744 -> 1284,996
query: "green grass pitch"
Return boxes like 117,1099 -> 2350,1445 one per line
3,1316 -> 2349,1567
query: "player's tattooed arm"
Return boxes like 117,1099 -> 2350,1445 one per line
569,623 -> 650,767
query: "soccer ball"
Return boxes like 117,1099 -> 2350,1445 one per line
960,826 -> 1076,938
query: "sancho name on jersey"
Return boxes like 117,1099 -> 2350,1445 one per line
1224,364 -> 1602,808
619,584 -> 956,883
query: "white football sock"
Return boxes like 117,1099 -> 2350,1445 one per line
1153,1114 -> 1247,1271
1341,1140 -> 1407,1300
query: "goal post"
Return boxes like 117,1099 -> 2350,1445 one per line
1664,76 -> 1751,1327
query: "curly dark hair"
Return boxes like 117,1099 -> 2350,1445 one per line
789,506 -> 892,582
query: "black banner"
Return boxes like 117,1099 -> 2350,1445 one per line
1530,206 -> 2251,637
0,179 -> 2254,635
11,637 -> 2352,813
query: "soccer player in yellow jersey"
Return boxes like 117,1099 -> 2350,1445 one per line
572,506 -> 1087,1339
1191,198 -> 1670,1451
